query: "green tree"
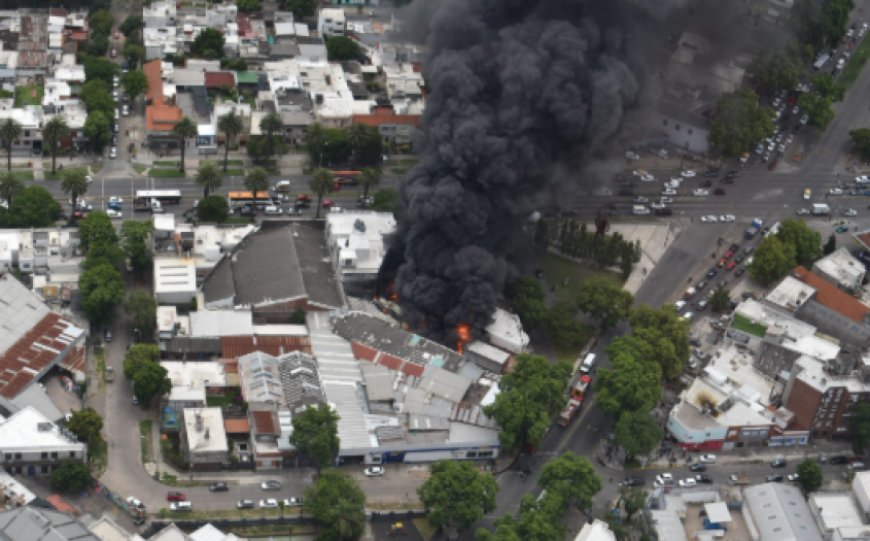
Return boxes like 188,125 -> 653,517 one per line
484,354 -> 571,452
795,0 -> 854,52
747,51 -> 800,97
353,125 -> 384,167
596,344 -> 662,416
172,117 -> 198,174
88,9 -> 113,36
0,172 -> 22,206
125,292 -> 156,340
547,301 -> 593,352
710,285 -> 731,313
750,235 -> 797,286
576,276 -> 633,331
506,276 -> 549,328
799,92 -> 834,129
629,305 -> 690,381
0,118 -> 21,172
130,360 -> 171,404
119,14 -> 144,36
777,218 -> 822,267
418,461 -> 498,540
326,36 -> 360,61
122,70 -> 148,104
83,56 -> 118,87
824,233 -> 837,255
83,240 -> 124,270
43,116 -> 70,175
121,220 -> 153,273
123,344 -> 160,378
709,88 -> 774,158
83,111 -> 111,152
236,0 -> 261,12
79,262 -> 124,325
66,408 -> 103,446
61,171 -> 89,218
244,167 -> 270,199
304,122 -> 327,166
478,498 -> 564,541
371,188 -> 397,213
283,0 -> 317,19
810,73 -> 842,101
217,112 -> 243,172
195,162 -> 223,198
79,211 -> 117,250
358,167 -> 381,199
123,43 -> 145,69
850,128 -> 870,161
288,404 -> 340,474
259,112 -> 284,158
305,469 -> 366,541
619,486 -> 647,522
851,402 -> 870,452
86,34 -> 110,57
220,57 -> 248,71
8,186 -> 60,227
81,79 -> 114,116
797,459 -> 823,493
613,410 -> 663,460
50,460 -> 92,493
538,452 -> 601,512
191,27 -> 225,59
196,195 -> 230,223
309,167 -> 334,219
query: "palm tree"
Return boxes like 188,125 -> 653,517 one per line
43,116 -> 70,175
309,168 -> 334,219
259,112 -> 284,159
217,112 -> 243,173
195,162 -> 222,198
304,122 -> 326,166
0,119 -> 21,172
347,123 -> 368,166
0,172 -> 23,206
244,167 -> 269,199
61,170 -> 88,217
172,117 -> 198,174
358,167 -> 381,199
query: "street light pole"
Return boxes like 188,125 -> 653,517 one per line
101,175 -> 105,211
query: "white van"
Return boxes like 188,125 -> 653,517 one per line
274,180 -> 292,192
580,353 -> 596,374
632,205 -> 650,215
264,205 -> 282,215
171,501 -> 192,511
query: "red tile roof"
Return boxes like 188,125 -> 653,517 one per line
352,105 -> 421,128
220,336 -> 312,358
794,266 -> 870,323
236,13 -> 253,37
144,59 -> 184,133
204,71 -> 237,89
224,418 -> 250,434
0,312 -> 82,399
251,410 -> 276,434
144,59 -> 164,104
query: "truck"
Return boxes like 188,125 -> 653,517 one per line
813,53 -> 830,70
812,203 -> 831,215
105,366 -> 114,382
744,217 -> 763,239
571,374 -> 592,399
729,473 -> 751,485
557,398 -> 582,427
133,198 -> 162,213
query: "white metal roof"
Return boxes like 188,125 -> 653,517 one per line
0,273 -> 51,354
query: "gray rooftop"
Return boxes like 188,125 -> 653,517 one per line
0,273 -> 51,354
332,311 -> 465,372
0,507 -> 99,541
744,483 -> 823,541
360,362 -> 394,402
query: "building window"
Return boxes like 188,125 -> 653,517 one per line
24,131 -> 29,137
41,452 -> 48,459
69,451 -> 75,458
14,453 -> 20,460
3,454 -> 10,461
41,465 -> 48,473
50,452 -> 57,459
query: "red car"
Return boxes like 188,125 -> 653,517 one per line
723,249 -> 734,260
725,260 -> 737,271
322,198 -> 334,209
718,257 -> 727,268
167,491 -> 186,502
296,193 -> 312,203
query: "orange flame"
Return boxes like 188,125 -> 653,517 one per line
456,323 -> 471,354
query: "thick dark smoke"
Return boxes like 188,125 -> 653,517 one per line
380,0 -> 647,340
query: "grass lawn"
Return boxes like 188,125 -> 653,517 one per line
155,506 -> 305,520
152,160 -> 180,167
140,420 -> 152,463
206,390 -> 241,408
538,251 -> 623,305
839,35 -> 870,90
412,518 -> 437,540
732,313 -> 767,337
201,159 -> 244,166
14,84 -> 43,107
149,168 -> 187,178
44,166 -> 87,181
132,164 -> 147,174
8,170 -> 32,181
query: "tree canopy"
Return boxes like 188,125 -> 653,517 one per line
709,285 -> 731,314
595,344 -> 662,416
121,220 -> 153,273
613,410 -> 663,460
326,36 -> 360,61
851,402 -> 870,453
798,92 -> 834,129
125,292 -> 156,340
747,51 -> 800,97
78,262 -> 124,326
484,354 -> 570,452
795,0 -> 854,53
418,461 -> 498,540
709,88 -> 774,158
797,459 -> 823,493
128,356 -> 170,404
282,0 -> 316,19
629,305 -> 690,381
51,460 -> 92,493
288,404 -> 340,473
79,211 -> 117,250
191,28 -> 225,59
576,276 -> 633,331
538,452 -> 601,512
196,195 -> 230,223
123,344 -> 160,379
776,218 -> 821,266
506,276 -> 549,329
119,14 -> 144,36
122,70 -> 148,102
305,469 -> 366,541
850,128 -> 870,161
749,235 -> 797,286
5,186 -> 60,227
66,408 -> 103,446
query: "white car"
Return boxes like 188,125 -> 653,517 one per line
678,478 -> 697,488
787,473 -> 800,482
258,499 -> 279,509
856,175 -> 870,184
700,215 -> 718,223
109,147 -> 117,159
796,208 -> 810,215
682,311 -> 694,321
670,176 -> 683,183
654,473 -> 674,486
283,497 -> 303,507
665,180 -> 681,189
650,202 -> 666,210
699,454 -> 717,463
800,113 -> 809,125
364,466 -> 385,477
632,169 -> 648,177
674,300 -> 687,311
109,196 -> 123,204
660,196 -> 674,204
662,188 -> 677,196
625,151 -> 640,161
640,173 -> 656,182
264,205 -> 282,215
719,214 -> 736,222
126,496 -> 144,509
693,189 -> 709,197
85,175 -> 94,183
122,104 -> 129,116
830,187 -> 844,195
681,170 -> 696,178
844,208 -> 858,217
106,208 -> 122,219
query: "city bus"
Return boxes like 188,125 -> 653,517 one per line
134,190 -> 182,205
227,191 -> 273,208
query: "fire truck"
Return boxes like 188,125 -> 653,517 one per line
557,374 -> 592,427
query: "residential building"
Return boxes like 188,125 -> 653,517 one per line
179,407 -> 229,470
144,60 -> 183,148
161,361 -> 227,409
0,507 -> 99,541
0,469 -> 36,509
154,257 -> 197,306
792,266 -> 870,346
324,211 -> 396,294
0,406 -> 87,476
743,483 -> 823,541
808,492 -> 866,539
352,104 -> 421,147
237,350 -> 325,412
852,471 -> 870,523
144,0 -> 177,29
485,308 -> 529,354
465,341 -> 512,374
812,247 -> 866,293
144,27 -> 179,60
573,519 -> 617,541
317,8 -> 346,37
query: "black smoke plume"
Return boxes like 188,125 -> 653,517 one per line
379,0 -> 646,340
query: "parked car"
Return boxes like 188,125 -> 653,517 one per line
771,458 -> 787,468
167,491 -> 186,502
364,466 -> 385,477
264,205 -> 282,215
237,500 -> 255,509
699,454 -> 717,464
283,497 -> 303,507
259,499 -> 279,509
678,478 -> 697,488
689,463 -> 706,472
170,502 -> 192,511
654,473 -> 674,486
695,474 -> 713,484
787,473 -> 800,481
829,455 -> 850,465
766,474 -> 784,482
260,480 -> 281,490
622,477 -> 645,487
106,208 -> 122,219
209,482 -> 229,492
126,496 -> 144,509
